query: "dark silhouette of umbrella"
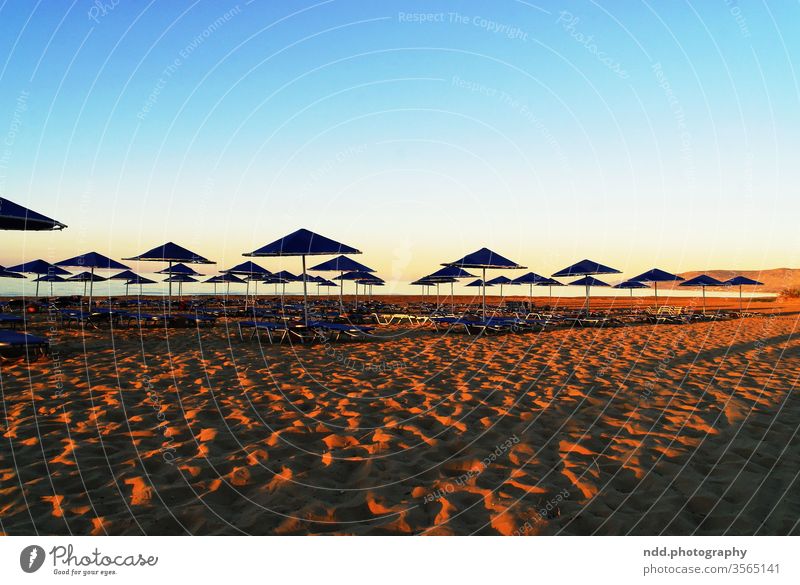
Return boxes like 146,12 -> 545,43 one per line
535,277 -> 565,304
334,271 -> 377,309
156,263 -> 204,276
163,273 -> 198,298
67,271 -> 108,297
205,272 -> 246,296
310,255 -> 375,311
443,248 -> 526,317
679,274 -> 725,314
613,280 -> 649,297
33,273 -> 67,296
244,229 -> 361,325
424,266 -> 475,313
125,274 -> 156,296
221,261 -> 271,305
109,270 -> 142,296
512,272 -> 549,309
57,252 -> 129,307
724,276 -> 764,313
0,266 -> 24,279
554,260 -> 620,316
7,260 -> 71,297
486,275 -> 516,302
124,242 -> 214,314
566,275 -> 611,315
0,196 -> 66,230
630,268 -> 684,306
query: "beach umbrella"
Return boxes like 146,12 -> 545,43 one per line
125,275 -> 156,297
630,268 -> 684,307
310,255 -> 375,312
244,229 -> 362,325
334,271 -> 376,309
356,275 -> 385,302
424,265 -> 475,313
679,274 -> 725,314
512,272 -> 549,310
613,280 -> 649,297
443,248 -> 526,317
724,276 -> 764,313
124,242 -> 214,314
486,275 -> 516,303
7,260 -> 71,297
67,271 -> 108,298
163,273 -> 198,298
316,277 -> 338,298
205,273 -> 246,297
0,196 -> 67,231
56,252 -> 130,308
222,260 -> 271,306
33,273 -> 67,296
567,275 -> 611,314
0,266 -> 25,279
553,259 -> 620,316
156,262 -> 204,276
535,277 -> 565,304
109,270 -> 142,297
410,278 -> 436,303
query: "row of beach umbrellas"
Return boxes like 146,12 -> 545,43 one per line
1,197 -> 764,320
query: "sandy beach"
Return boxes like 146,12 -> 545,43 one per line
1,295 -> 798,536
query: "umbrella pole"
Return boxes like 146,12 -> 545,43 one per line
702,286 -> 706,314
482,267 -> 486,318
245,280 -> 250,311
89,266 -> 95,309
585,283 -> 590,317
168,260 -> 173,315
126,282 -> 129,297
301,255 -> 308,325
451,281 -> 455,314
654,282 -> 658,308
739,284 -> 743,313
50,282 -> 54,296
529,283 -> 533,312
436,283 -> 439,309
36,278 -> 40,297
339,271 -> 344,312
83,280 -> 87,298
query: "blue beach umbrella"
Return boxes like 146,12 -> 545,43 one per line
724,275 -> 764,312
124,242 -> 214,314
109,270 -> 142,296
486,275 -> 516,302
311,255 -> 375,311
67,271 -> 108,298
554,259 -> 620,316
443,248 -> 526,317
630,268 -> 684,306
245,229 -> 361,324
679,274 -> 725,314
56,251 -> 129,307
512,272 -> 549,308
0,196 -> 66,231
613,280 -> 649,297
33,273 -> 67,296
7,259 -> 71,297
535,277 -> 565,303
222,260 -> 271,305
125,275 -> 157,297
424,265 -> 475,312
156,263 -> 204,276
567,276 -> 611,315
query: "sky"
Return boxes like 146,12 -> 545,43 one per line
1,0 -> 799,294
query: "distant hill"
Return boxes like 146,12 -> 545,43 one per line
668,268 -> 800,294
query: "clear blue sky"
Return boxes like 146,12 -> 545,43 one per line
1,0 -> 798,293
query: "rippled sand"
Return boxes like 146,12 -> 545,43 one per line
1,303 -> 799,535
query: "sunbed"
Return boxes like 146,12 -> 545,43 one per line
0,314 -> 23,329
0,330 -> 49,357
